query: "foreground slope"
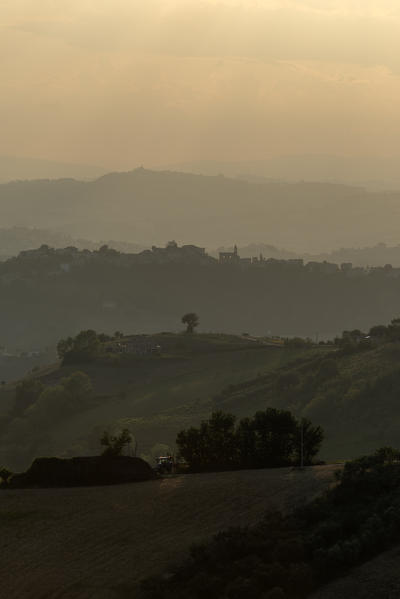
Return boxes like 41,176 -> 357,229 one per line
0,465 -> 338,599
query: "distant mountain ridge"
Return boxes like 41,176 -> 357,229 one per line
0,155 -> 106,183
158,155 -> 400,191
1,167 -> 400,252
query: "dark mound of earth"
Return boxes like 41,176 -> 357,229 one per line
5,455 -> 155,488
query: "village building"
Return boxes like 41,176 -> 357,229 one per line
106,336 -> 161,356
219,245 -> 240,264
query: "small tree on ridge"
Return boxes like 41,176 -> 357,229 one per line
182,313 -> 199,334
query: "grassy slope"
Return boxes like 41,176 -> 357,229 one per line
4,333 -> 400,468
0,334 -> 308,470
213,342 -> 400,460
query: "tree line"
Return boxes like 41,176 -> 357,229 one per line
176,408 -> 323,471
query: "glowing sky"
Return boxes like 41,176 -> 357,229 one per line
1,0 -> 400,168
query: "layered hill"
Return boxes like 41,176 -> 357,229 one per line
3,243 -> 400,348
0,334 -> 304,471
3,331 -> 400,471
2,168 -> 400,250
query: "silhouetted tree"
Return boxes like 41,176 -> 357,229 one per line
252,408 -> 297,467
236,416 -> 256,468
177,411 -> 237,470
295,418 -> 324,465
100,428 -> 132,457
182,312 -> 199,334
177,408 -> 323,471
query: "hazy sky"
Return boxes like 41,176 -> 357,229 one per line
1,0 -> 400,169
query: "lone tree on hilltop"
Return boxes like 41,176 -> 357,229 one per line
182,312 -> 199,334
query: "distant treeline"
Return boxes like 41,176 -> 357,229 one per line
2,244 -> 400,347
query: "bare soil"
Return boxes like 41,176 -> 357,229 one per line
0,465 -> 339,599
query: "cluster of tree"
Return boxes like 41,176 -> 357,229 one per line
57,330 -> 124,363
0,371 -> 94,472
286,319 -> 400,354
140,448 -> 400,599
176,408 -> 323,471
317,318 -> 400,355
368,318 -> 400,342
100,428 -> 135,457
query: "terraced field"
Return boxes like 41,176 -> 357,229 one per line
0,465 -> 339,599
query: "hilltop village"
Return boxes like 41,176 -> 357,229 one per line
5,240 -> 400,278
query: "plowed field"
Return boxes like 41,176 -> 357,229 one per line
0,465 -> 339,599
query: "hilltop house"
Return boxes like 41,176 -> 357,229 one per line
106,336 -> 161,356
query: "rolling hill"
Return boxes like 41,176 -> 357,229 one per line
212,340 -> 400,460
3,329 -> 400,472
3,243 -> 400,349
2,168 -> 400,251
0,334 -> 308,471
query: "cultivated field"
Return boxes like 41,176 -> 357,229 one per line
0,465 -> 339,599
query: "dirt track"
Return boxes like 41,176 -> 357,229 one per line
0,465 -> 339,599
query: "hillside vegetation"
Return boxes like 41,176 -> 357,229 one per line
0,334 -> 305,471
213,338 -> 400,460
3,325 -> 400,471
